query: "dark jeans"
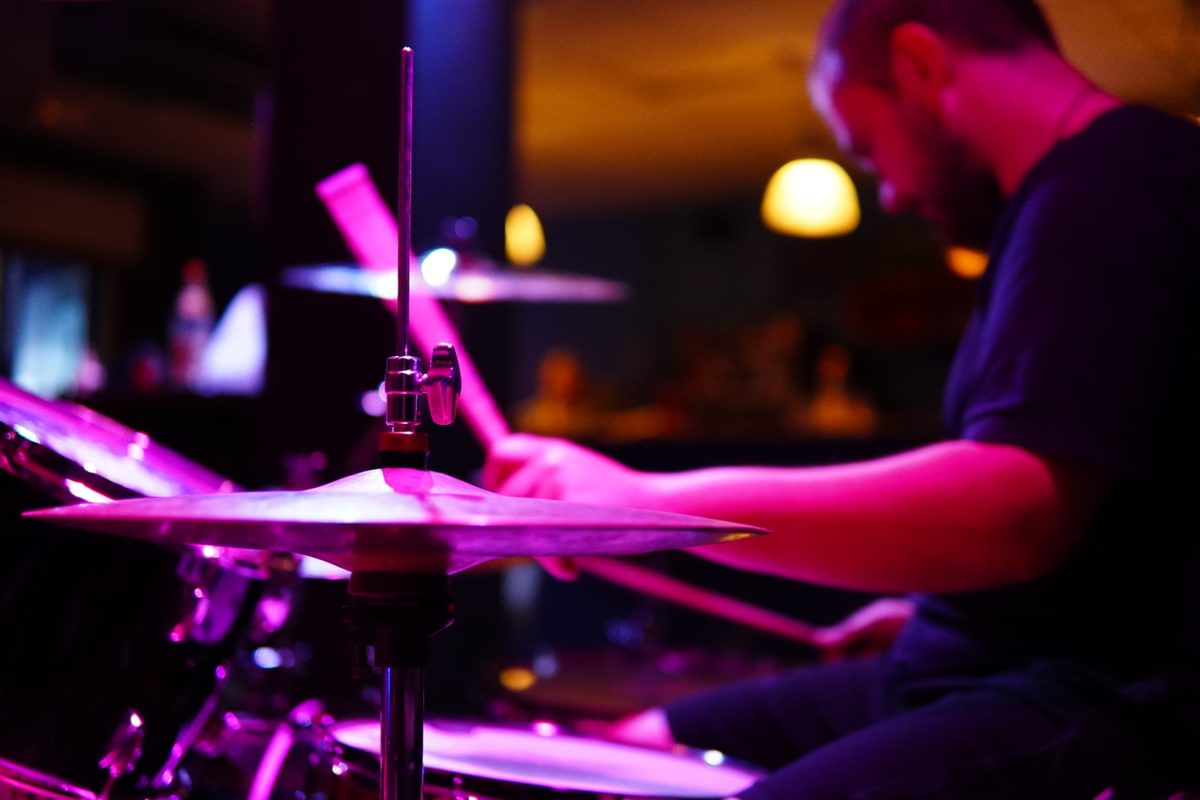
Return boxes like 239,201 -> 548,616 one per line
666,657 -> 1184,800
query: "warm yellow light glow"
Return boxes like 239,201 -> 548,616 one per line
505,204 -> 546,267
498,666 -> 538,692
946,246 -> 989,279
761,158 -> 860,237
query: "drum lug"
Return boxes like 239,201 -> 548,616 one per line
98,709 -> 145,795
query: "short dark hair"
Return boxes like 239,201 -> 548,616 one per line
814,0 -> 1060,88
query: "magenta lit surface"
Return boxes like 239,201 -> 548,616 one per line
0,755 -> 97,800
1,377 -> 233,499
26,468 -> 762,574
333,719 -> 761,797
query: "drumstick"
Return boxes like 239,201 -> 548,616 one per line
314,165 -> 823,648
573,556 -> 820,646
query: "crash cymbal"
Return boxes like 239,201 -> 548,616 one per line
26,467 -> 763,575
281,263 -> 629,304
1,377 -> 234,502
0,378 -> 307,578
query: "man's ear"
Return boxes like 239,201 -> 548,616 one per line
889,22 -> 952,113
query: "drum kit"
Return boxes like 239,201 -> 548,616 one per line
0,47 -> 771,800
0,370 -> 765,800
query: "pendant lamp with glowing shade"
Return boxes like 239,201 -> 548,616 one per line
505,203 -> 547,267
761,158 -> 861,237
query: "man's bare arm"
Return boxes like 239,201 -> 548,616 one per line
485,435 -> 1107,594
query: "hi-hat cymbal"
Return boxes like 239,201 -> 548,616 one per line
25,468 -> 763,575
281,263 -> 629,304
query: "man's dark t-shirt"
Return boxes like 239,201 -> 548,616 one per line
889,106 -> 1200,696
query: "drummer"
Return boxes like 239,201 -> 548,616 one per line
485,0 -> 1200,797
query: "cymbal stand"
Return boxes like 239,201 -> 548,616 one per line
377,46 -> 460,473
347,46 -> 461,800
343,573 -> 453,800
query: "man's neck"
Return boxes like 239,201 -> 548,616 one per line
952,51 -> 1122,195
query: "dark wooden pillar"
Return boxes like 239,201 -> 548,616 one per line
261,1 -> 408,479
262,0 -> 406,275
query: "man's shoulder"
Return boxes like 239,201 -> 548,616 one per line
1056,105 -> 1200,177
1014,105 -> 1199,228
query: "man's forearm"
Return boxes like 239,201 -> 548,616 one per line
644,440 -> 1098,593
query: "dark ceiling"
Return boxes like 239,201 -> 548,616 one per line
1,0 -> 1198,221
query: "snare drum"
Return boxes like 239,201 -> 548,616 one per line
0,378 -> 252,796
309,718 -> 762,800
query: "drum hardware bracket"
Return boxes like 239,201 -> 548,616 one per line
342,573 -> 454,675
146,665 -> 229,797
379,344 -> 461,470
